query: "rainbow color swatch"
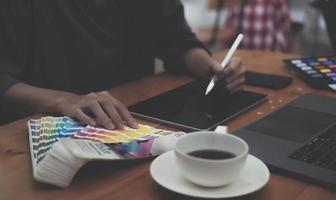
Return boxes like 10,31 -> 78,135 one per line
73,125 -> 162,143
28,116 -> 171,162
29,117 -> 83,163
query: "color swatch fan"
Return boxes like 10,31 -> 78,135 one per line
27,116 -> 185,187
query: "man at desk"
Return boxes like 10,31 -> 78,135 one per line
0,0 -> 245,129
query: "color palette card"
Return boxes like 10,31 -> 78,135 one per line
104,131 -> 184,159
28,116 -> 172,163
27,116 -> 184,187
29,117 -> 83,163
284,55 -> 336,91
73,124 -> 164,143
71,123 -> 171,159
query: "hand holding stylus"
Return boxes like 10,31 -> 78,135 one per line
205,34 -> 244,95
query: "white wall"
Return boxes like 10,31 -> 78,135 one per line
182,0 -> 224,30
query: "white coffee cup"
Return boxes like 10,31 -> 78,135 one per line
174,131 -> 249,187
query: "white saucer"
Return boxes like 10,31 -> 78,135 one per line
150,151 -> 270,199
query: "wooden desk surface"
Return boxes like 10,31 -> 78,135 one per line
0,50 -> 335,200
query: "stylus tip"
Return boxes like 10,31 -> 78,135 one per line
205,81 -> 214,95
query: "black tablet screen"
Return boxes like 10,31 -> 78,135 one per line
129,81 -> 267,130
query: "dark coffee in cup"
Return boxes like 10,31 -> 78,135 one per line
188,149 -> 236,160
175,131 -> 249,187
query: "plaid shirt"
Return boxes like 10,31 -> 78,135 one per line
225,0 -> 290,52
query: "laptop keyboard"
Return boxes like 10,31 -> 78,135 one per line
289,123 -> 336,171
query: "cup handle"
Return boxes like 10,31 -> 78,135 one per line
214,126 -> 229,134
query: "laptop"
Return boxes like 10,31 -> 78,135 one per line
235,94 -> 336,188
129,81 -> 267,131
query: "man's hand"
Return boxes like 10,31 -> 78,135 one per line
184,48 -> 246,94
210,57 -> 246,94
56,91 -> 138,129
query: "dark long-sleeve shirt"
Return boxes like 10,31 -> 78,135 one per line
0,0 -> 209,123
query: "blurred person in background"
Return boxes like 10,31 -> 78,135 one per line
220,0 -> 290,52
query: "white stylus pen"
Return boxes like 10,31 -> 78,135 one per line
205,34 -> 244,95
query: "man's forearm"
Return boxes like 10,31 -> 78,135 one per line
184,48 -> 215,79
4,82 -> 75,114
4,82 -> 138,129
